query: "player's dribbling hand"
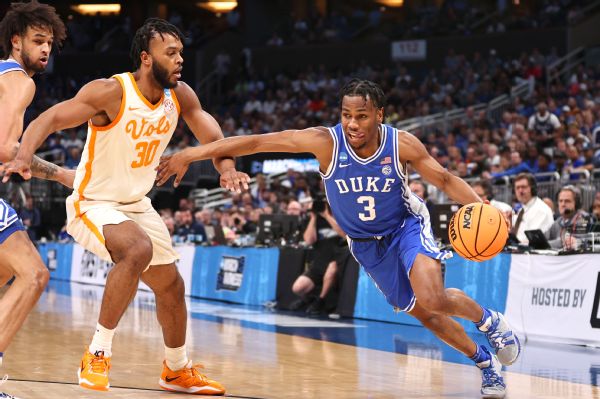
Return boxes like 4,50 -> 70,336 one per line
1,159 -> 32,183
156,152 -> 189,188
220,169 -> 250,193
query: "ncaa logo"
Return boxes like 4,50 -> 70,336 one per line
382,165 -> 392,175
339,152 -> 348,162
164,98 -> 176,115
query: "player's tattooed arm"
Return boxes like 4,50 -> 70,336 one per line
31,155 -> 58,179
3,145 -> 75,188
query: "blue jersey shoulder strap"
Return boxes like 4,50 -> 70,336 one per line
0,59 -> 26,76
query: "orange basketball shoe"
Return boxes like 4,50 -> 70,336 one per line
159,361 -> 225,395
77,349 -> 111,391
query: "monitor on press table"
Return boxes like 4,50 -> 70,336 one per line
524,229 -> 552,250
256,214 -> 301,246
431,204 -> 461,244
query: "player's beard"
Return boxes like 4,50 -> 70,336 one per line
21,48 -> 45,73
152,61 -> 176,89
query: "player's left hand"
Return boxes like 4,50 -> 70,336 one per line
1,158 -> 32,183
156,152 -> 189,187
220,169 -> 250,193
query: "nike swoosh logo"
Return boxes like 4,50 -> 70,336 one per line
339,164 -> 351,168
128,106 -> 140,111
165,376 -> 180,382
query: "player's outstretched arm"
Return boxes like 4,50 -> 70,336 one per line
174,82 -> 250,192
156,127 -> 331,187
3,79 -> 117,182
398,130 -> 481,205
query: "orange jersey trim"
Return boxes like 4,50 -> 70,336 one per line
89,75 -> 126,131
170,88 -> 181,114
76,126 -> 98,204
74,126 -> 105,245
127,72 -> 164,110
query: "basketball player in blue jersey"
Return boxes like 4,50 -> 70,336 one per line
157,79 -> 521,398
0,3 -> 70,396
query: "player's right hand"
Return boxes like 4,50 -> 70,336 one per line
156,152 -> 189,188
1,158 -> 32,183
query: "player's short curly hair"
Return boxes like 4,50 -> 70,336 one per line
0,1 -> 66,55
339,78 -> 386,109
130,18 -> 184,69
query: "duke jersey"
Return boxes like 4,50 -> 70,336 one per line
0,59 -> 27,238
321,123 -> 447,311
72,72 -> 180,204
322,123 -> 424,239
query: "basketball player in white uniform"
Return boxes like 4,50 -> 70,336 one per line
0,4 -> 70,397
5,18 -> 248,395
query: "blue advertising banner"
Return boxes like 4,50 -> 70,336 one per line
38,242 -> 73,281
191,246 -> 279,305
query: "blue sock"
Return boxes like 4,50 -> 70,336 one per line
475,306 -> 492,329
470,345 -> 491,365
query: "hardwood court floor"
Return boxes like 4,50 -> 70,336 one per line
1,281 -> 599,399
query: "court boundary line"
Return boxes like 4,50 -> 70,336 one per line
7,378 -> 268,398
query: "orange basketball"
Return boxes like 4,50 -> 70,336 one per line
448,203 -> 508,262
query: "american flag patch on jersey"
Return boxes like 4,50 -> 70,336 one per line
380,156 -> 392,165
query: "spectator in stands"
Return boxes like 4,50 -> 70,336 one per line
174,209 -> 206,244
286,200 -> 303,217
471,179 -> 513,220
162,215 -> 176,237
511,173 -> 554,244
194,209 -> 213,227
409,180 -> 435,216
290,196 -> 347,315
591,196 -> 600,220
545,186 -> 595,250
528,102 -> 560,147
19,195 -> 41,241
57,220 -> 74,243
65,146 -> 82,169
485,150 -> 532,179
62,128 -> 84,150
542,197 -> 557,218
534,153 -> 556,176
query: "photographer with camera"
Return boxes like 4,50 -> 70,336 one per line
290,194 -> 348,315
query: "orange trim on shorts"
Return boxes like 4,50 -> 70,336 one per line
81,213 -> 105,245
89,75 -> 126,131
170,88 -> 181,115
128,72 -> 164,110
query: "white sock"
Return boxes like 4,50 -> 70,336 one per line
165,344 -> 189,371
89,323 -> 116,357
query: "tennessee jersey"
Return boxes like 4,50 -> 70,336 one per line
72,72 -> 180,203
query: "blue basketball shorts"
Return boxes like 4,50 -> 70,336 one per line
0,199 -> 25,244
348,213 -> 451,312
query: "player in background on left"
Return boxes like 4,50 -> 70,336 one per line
0,3 -> 72,397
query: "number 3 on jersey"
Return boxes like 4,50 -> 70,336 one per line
357,196 -> 376,221
131,139 -> 160,168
